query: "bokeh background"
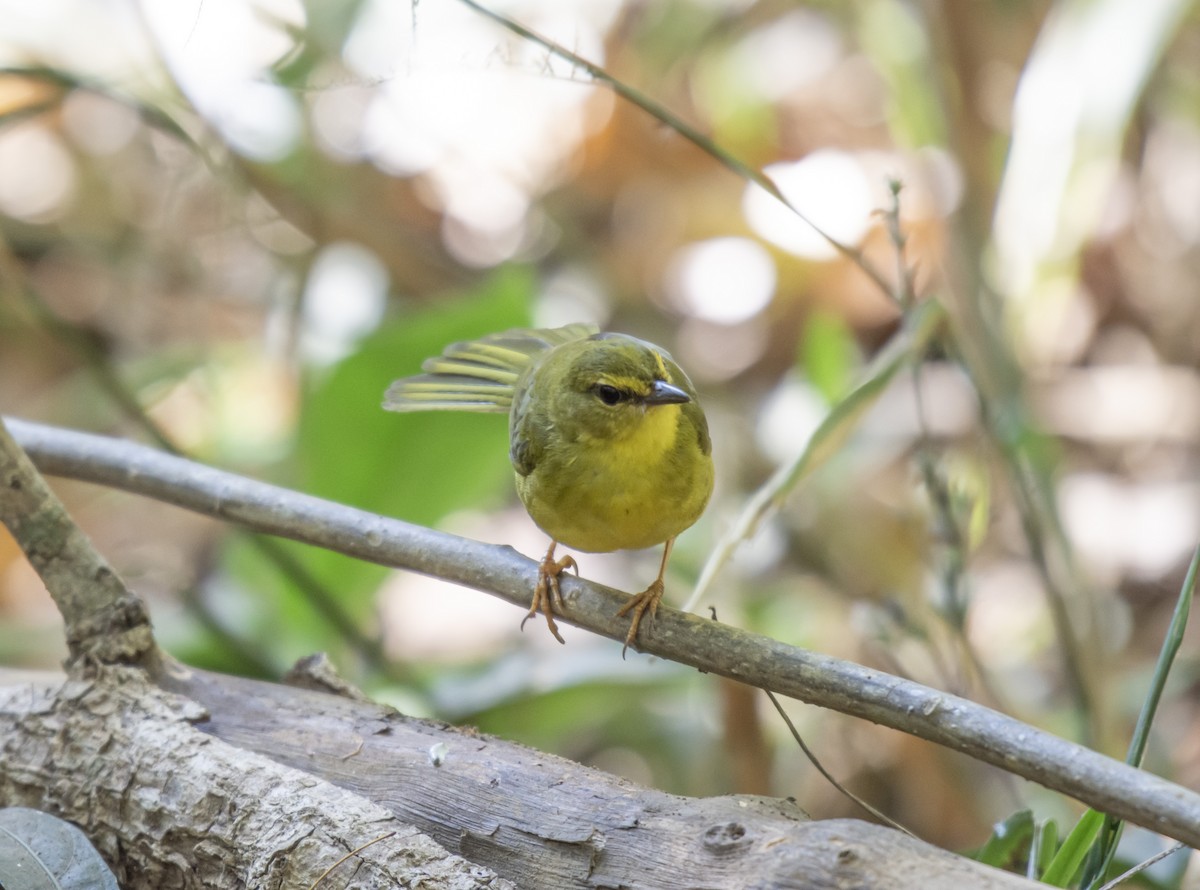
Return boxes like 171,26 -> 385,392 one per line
2,0 -> 1199,884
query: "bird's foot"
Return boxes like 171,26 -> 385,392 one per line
616,578 -> 665,658
520,543 -> 578,644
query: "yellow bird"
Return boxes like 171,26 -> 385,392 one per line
383,323 -> 714,652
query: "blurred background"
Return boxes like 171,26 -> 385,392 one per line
1,0 -> 1199,883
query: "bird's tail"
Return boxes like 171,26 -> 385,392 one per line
383,323 -> 598,413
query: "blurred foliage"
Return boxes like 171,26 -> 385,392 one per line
801,309 -> 859,404
212,270 -> 529,668
2,0 -> 1200,884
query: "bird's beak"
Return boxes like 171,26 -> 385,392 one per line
644,380 -> 691,406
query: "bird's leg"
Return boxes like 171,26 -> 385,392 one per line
521,540 -> 577,644
616,537 -> 675,657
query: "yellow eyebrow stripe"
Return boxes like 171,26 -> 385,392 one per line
652,351 -> 670,382
600,375 -> 648,393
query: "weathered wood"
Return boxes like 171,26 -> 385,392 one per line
0,667 -> 512,890
0,661 -> 1047,890
147,663 -> 1040,890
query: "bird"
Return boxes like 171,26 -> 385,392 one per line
383,323 -> 714,653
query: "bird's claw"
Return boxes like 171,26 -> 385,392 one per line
616,579 -> 665,659
521,546 -> 578,644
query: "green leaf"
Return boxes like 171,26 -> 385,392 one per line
1031,819 -> 1057,881
974,809 -> 1033,870
1041,808 -> 1105,887
219,269 -> 532,660
297,269 -> 532,523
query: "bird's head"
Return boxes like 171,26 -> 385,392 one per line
541,333 -> 695,444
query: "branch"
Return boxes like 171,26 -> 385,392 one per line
0,666 -> 512,888
0,418 -> 154,665
1,666 -> 1039,889
7,417 -> 1200,851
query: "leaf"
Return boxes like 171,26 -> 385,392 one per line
0,808 -> 118,890
1030,818 -> 1058,881
682,297 -> 945,613
974,809 -> 1033,870
297,268 -> 531,524
1040,808 -> 1105,887
218,269 -> 532,657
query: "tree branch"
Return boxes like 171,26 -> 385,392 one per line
7,417 -> 1200,851
0,418 -> 154,665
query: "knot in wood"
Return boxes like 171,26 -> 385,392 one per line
701,821 -> 748,854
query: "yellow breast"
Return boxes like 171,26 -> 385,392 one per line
517,403 -> 712,553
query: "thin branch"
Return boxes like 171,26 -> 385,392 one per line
454,0 -> 893,297
936,225 -> 1096,740
1095,842 -> 1187,890
6,416 -> 1200,852
763,689 -> 913,837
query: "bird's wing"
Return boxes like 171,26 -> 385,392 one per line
383,323 -> 598,413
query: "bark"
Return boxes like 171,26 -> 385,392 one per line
0,419 -> 152,665
0,666 -> 511,889
0,665 -> 1039,890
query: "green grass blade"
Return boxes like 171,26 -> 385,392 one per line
1081,545 -> 1199,888
1029,818 -> 1058,881
1041,808 -> 1105,887
1127,547 -> 1197,767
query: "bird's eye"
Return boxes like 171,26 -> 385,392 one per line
595,384 -> 624,406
